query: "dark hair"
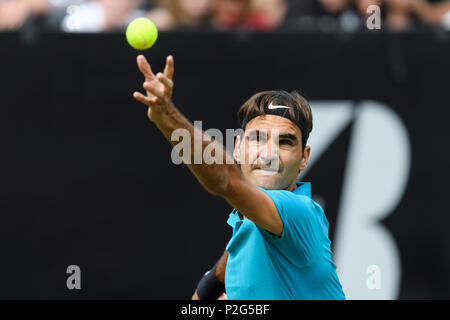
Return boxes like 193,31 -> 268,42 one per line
237,90 -> 313,149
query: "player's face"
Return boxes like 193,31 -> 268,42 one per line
234,115 -> 311,190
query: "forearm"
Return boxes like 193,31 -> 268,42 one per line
152,102 -> 282,235
214,250 -> 228,283
152,103 -> 238,195
134,54 -> 243,196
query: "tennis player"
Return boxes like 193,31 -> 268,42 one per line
133,55 -> 345,300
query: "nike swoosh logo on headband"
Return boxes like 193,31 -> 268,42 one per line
268,103 -> 290,110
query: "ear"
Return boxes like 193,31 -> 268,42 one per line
299,145 -> 311,171
233,134 -> 242,164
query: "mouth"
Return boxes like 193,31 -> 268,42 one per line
253,166 -> 280,173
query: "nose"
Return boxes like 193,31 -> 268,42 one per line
259,137 -> 279,163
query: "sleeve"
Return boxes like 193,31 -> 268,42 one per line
256,188 -> 322,266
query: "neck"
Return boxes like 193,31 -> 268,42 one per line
286,180 -> 298,192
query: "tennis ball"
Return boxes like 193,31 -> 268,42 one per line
126,18 -> 158,50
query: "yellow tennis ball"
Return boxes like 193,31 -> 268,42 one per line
126,18 -> 158,50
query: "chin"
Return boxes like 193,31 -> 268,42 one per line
251,171 -> 284,190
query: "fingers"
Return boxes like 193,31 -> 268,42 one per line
143,81 -> 165,100
192,291 -> 200,300
133,91 -> 158,106
156,72 -> 173,95
142,72 -> 173,98
137,55 -> 155,81
134,55 -> 174,108
163,55 -> 174,80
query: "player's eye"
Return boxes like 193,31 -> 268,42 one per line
280,139 -> 293,145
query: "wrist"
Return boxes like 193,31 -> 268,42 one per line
149,101 -> 176,124
196,265 -> 226,300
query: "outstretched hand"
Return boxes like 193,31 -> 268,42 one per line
133,55 -> 174,122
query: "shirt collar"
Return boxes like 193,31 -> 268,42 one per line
292,181 -> 311,197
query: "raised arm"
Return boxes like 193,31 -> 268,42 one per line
133,55 -> 283,236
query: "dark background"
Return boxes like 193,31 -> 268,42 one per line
0,30 -> 449,299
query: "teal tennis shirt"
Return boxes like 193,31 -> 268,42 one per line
225,182 -> 345,300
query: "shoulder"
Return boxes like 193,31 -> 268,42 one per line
259,188 -> 316,216
253,189 -> 328,262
